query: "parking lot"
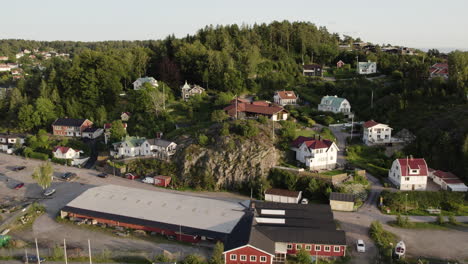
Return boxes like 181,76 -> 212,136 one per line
0,153 -> 247,259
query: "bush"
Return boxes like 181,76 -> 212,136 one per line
257,115 -> 268,124
28,151 -> 49,160
51,157 -> 71,165
381,191 -> 466,214
396,214 -> 410,227
436,215 -> 445,225
369,221 -> 397,260
220,123 -> 230,136
448,215 -> 458,225
198,134 -> 209,146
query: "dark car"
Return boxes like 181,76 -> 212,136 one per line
23,255 -> 45,263
61,172 -> 77,181
14,182 -> 25,190
12,166 -> 26,171
97,173 -> 108,178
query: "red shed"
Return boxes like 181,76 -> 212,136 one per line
154,175 -> 171,187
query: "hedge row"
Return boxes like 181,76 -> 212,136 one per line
381,190 -> 467,213
27,152 -> 49,160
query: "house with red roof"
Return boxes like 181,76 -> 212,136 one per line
273,91 -> 298,106
429,63 -> 449,80
291,135 -> 339,170
388,157 -> 428,190
224,100 -> 288,121
362,120 -> 392,146
121,112 -> 131,121
53,146 -> 81,160
429,170 -> 467,192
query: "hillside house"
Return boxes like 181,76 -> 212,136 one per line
144,138 -> 177,159
264,189 -> 302,204
336,60 -> 345,68
181,81 -> 205,101
291,136 -> 339,170
0,133 -> 25,153
273,91 -> 298,106
318,95 -> 351,114
223,202 -> 347,264
121,112 -> 131,121
52,118 -> 93,137
103,122 -> 128,144
53,146 -> 81,159
302,64 -> 323,77
224,99 -> 288,121
111,136 -> 146,158
429,63 -> 449,80
429,170 -> 468,192
388,158 -> 428,190
362,120 -> 392,145
111,136 -> 177,159
82,127 -> 103,139
133,77 -> 158,90
357,61 -> 377,75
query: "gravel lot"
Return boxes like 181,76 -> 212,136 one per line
0,153 -> 248,259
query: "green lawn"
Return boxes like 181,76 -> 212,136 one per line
388,221 -> 468,230
320,169 -> 347,176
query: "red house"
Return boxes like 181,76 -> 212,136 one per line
52,118 -> 93,137
336,60 -> 345,68
154,175 -> 171,187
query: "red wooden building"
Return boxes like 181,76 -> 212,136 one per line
52,118 -> 93,137
154,175 -> 171,187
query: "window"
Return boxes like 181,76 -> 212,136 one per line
260,256 -> 267,262
305,245 -> 312,250
324,246 -> 331,252
240,255 -> 247,261
315,245 -> 321,251
250,256 -> 257,262
230,254 -> 237,261
406,177 -> 410,181
287,244 -> 293,250
296,244 -> 302,250
334,246 -> 340,252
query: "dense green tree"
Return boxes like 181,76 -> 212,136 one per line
109,120 -> 127,143
32,161 -> 54,190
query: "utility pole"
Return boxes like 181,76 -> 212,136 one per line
350,115 -> 354,141
272,120 -> 275,140
88,239 -> 92,264
371,90 -> 374,109
35,238 -> 40,264
25,249 -> 29,264
64,239 -> 68,264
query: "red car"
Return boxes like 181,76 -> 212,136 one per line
14,183 -> 25,190
125,173 -> 138,180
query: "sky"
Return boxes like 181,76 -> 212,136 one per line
1,0 -> 467,52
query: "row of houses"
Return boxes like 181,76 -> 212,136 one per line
133,77 -> 205,101
301,61 -> 377,76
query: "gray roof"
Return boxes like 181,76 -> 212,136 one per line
147,138 -> 175,148
63,185 -> 246,234
330,192 -> 354,202
52,118 -> 89,127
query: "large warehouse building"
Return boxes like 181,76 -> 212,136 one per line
60,185 -> 248,243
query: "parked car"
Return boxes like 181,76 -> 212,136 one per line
142,177 -> 154,184
97,173 -> 108,178
357,239 -> 366,253
62,172 -> 77,181
43,188 -> 56,197
125,173 -> 138,180
301,198 -> 309,204
14,183 -> 25,190
23,255 -> 45,263
12,166 -> 26,171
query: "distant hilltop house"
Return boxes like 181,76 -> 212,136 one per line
52,118 -> 93,137
357,61 -> 377,75
388,157 -> 428,191
0,56 -> 8,61
121,112 -> 131,121
362,120 -> 392,146
111,136 -> 177,160
336,60 -> 345,68
224,99 -> 288,121
291,135 -> 339,170
302,64 -> 323,77
181,81 -> 205,101
429,63 -> 449,80
429,169 -> 468,192
318,95 -> 351,114
273,91 -> 298,106
133,77 -> 158,90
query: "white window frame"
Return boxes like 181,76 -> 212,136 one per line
250,256 -> 257,262
305,245 -> 311,251
230,254 -> 237,261
324,246 -> 331,252
334,246 -> 340,252
240,255 -> 247,261
296,244 -> 302,250
315,245 -> 321,251
260,256 -> 267,263
287,244 -> 293,250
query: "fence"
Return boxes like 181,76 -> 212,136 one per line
272,166 -> 304,172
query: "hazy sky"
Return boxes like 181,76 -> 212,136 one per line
1,0 -> 467,51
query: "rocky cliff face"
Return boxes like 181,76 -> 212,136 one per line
173,122 -> 279,190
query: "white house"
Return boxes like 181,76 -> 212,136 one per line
358,61 -> 377,75
291,136 -> 339,170
362,120 -> 393,145
318,95 -> 351,114
53,146 -> 81,159
273,91 -> 298,106
121,112 -> 131,121
388,158 -> 428,191
133,77 -> 158,90
181,81 -> 205,101
264,189 -> 302,204
0,133 -> 26,153
82,127 -> 103,139
144,138 -> 177,159
111,136 -> 146,158
111,136 -> 177,160
429,170 -> 468,192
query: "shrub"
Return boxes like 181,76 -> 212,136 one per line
448,215 -> 458,225
369,221 -> 397,260
436,215 -> 445,225
257,115 -> 268,124
220,123 -> 230,136
29,152 -> 49,160
198,134 -> 209,146
51,157 -> 70,165
396,214 -> 410,227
